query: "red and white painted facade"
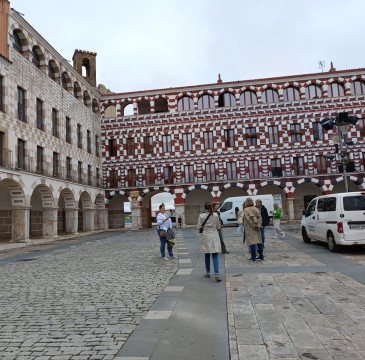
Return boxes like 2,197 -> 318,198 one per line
101,66 -> 365,228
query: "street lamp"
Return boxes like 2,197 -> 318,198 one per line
320,112 -> 358,192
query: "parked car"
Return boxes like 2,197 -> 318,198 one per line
301,191 -> 365,252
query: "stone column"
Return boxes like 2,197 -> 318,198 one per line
12,207 -> 30,243
286,197 -> 295,221
43,208 -> 58,237
97,209 -> 109,230
175,204 -> 186,227
65,209 -> 78,234
83,209 -> 94,232
131,201 -> 142,230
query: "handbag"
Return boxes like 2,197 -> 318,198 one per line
199,213 -> 211,233
160,229 -> 167,237
166,228 -> 175,240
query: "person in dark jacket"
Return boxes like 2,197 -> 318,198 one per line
255,199 -> 270,247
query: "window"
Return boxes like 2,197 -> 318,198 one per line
17,87 -> 26,122
271,159 -> 282,177
52,108 -> 58,137
197,94 -> 215,109
164,166 -> 174,184
294,157 -> 304,175
36,98 -> 43,130
37,146 -> 43,173
218,92 -> 236,107
224,129 -> 234,147
146,168 -> 155,185
0,76 -> 4,113
155,98 -> 168,113
95,135 -> 100,157
351,80 -> 365,95
109,139 -> 117,157
66,117 -> 71,144
268,126 -> 279,144
96,168 -> 100,186
240,91 -> 257,106
126,137 -> 134,155
0,131 -> 4,166
73,83 -> 78,98
110,170 -> 118,187
290,124 -> 302,142
305,85 -> 322,99
358,118 -> 365,137
61,73 -> 67,90
248,160 -> 259,179
83,91 -> 89,106
162,135 -> 171,153
144,136 -> 153,154
183,133 -> 192,151
66,157 -> 72,180
184,165 -> 194,183
32,47 -> 40,68
226,162 -> 237,180
128,169 -> 136,187
313,122 -> 324,140
48,62 -> 55,80
204,131 -> 213,149
53,152 -> 59,177
88,165 -> 92,185
78,161 -> 83,183
261,89 -> 279,103
343,196 -> 365,211
328,82 -> 345,98
283,86 -> 300,101
177,96 -> 194,111
92,99 -> 99,113
245,127 -> 257,146
316,155 -> 328,174
13,31 -> 22,53
205,163 -> 216,181
77,124 -> 82,149
87,130 -> 91,153
17,139 -> 25,170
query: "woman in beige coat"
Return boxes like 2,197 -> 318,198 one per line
242,197 -> 264,262
197,202 -> 222,282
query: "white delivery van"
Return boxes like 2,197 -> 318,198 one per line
301,191 -> 365,252
218,195 -> 275,225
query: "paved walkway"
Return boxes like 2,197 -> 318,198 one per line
1,224 -> 365,359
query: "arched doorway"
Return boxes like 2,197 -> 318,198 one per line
293,182 -> 323,220
185,189 -> 213,225
108,194 -> 130,228
220,186 -> 248,203
58,188 -> 76,234
78,191 -> 93,232
332,179 -> 363,193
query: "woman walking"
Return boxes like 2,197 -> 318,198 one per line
242,197 -> 264,262
157,204 -> 177,260
197,202 -> 222,282
270,203 -> 285,238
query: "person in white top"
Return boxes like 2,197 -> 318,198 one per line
157,204 -> 177,261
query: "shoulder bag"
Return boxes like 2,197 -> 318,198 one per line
199,213 -> 211,233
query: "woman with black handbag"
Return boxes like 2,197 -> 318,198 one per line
197,202 -> 222,282
157,204 -> 177,261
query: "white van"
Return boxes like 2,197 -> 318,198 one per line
301,191 -> 365,252
218,195 -> 275,225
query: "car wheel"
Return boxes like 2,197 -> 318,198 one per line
302,227 -> 311,243
328,232 -> 339,252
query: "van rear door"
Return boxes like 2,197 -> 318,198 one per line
342,194 -> 365,242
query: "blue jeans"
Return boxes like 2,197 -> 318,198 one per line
205,253 -> 219,275
249,243 -> 263,261
261,227 -> 266,247
236,224 -> 244,235
157,229 -> 173,258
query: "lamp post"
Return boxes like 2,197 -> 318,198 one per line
320,112 -> 358,193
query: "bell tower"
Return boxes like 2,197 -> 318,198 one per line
72,49 -> 97,87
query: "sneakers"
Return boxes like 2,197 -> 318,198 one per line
162,257 -> 169,261
215,275 -> 222,282
282,233 -> 286,238
204,273 -> 211,278
170,255 -> 178,259
273,235 -> 278,239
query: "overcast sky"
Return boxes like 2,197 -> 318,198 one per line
10,0 -> 365,93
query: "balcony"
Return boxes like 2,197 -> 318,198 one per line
0,148 -> 14,168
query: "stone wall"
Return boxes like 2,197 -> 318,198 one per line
108,210 -> 124,228
185,205 -> 200,225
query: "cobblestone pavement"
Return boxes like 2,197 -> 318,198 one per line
223,223 -> 365,360
0,231 -> 178,360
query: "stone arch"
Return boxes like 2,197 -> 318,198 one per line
121,101 -> 134,116
218,91 -> 236,107
108,193 -> 130,229
332,176 -> 365,193
31,45 -> 44,68
78,191 -> 93,232
184,187 -> 213,225
0,177 -> 26,207
282,85 -> 301,101
83,90 -> 91,107
58,188 -> 76,209
95,194 -> 105,209
197,93 -> 215,109
218,183 -> 249,201
104,102 -> 117,118
305,83 -> 323,99
73,81 -> 82,99
177,95 -> 194,111
79,191 -> 93,209
92,99 -> 100,114
293,181 -> 324,220
48,59 -> 59,81
61,71 -> 72,92
57,188 -> 76,234
12,28 -> 29,55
